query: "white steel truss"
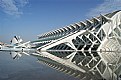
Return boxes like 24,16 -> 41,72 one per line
32,10 -> 121,80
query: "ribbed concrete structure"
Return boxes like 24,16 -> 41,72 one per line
32,10 -> 121,80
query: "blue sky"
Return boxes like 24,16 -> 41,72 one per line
0,0 -> 120,43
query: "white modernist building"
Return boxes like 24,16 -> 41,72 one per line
32,10 -> 121,80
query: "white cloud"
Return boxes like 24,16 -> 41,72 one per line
14,0 -> 28,7
0,0 -> 28,17
87,0 -> 121,18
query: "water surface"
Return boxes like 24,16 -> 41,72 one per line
0,52 -> 79,80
